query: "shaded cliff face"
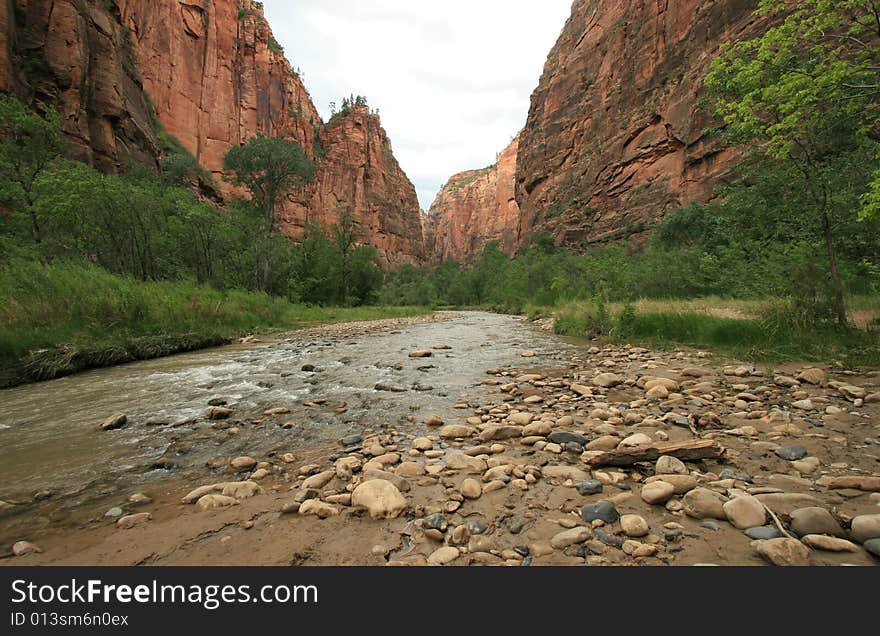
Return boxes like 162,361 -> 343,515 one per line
516,0 -> 768,246
426,137 -> 520,264
280,106 -> 426,267
2,0 -> 424,265
0,0 -> 160,171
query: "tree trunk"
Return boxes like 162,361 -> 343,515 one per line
820,207 -> 847,326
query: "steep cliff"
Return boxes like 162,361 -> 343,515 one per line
1,0 -> 424,265
280,106 -> 426,267
426,137 -> 520,264
515,0 -> 770,247
118,0 -> 424,265
0,0 -> 160,171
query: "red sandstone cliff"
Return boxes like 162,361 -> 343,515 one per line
280,106 -> 426,267
119,0 -> 424,265
1,0 -> 424,265
0,0 -> 160,171
426,136 -> 520,264
515,0 -> 770,247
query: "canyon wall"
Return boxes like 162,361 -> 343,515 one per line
1,0 -> 424,265
279,106 -> 426,268
515,0 -> 770,247
0,0 -> 160,171
425,137 -> 520,264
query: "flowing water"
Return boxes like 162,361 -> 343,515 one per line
0,312 -> 580,511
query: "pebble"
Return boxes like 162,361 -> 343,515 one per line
576,480 -> 604,496
427,546 -> 460,565
550,527 -> 591,549
98,413 -> 127,431
581,501 -> 619,524
850,514 -> 880,543
723,494 -> 767,530
754,538 -> 811,566
197,495 -> 238,511
105,507 -> 124,518
12,541 -> 42,557
592,373 -> 622,388
439,425 -> 477,439
230,456 -> 257,471
774,446 -> 808,461
299,500 -> 340,519
655,455 -> 688,475
412,437 -> 433,451
351,480 -> 407,520
745,526 -> 783,541
620,514 -> 649,538
302,470 -> 335,490
864,538 -> 880,558
800,535 -> 860,553
641,481 -> 675,505
460,479 -> 482,499
789,507 -> 845,538
117,512 -> 152,528
682,488 -> 727,520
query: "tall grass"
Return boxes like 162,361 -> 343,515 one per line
0,260 -> 429,385
545,297 -> 880,366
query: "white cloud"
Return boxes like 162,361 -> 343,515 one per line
261,0 -> 573,209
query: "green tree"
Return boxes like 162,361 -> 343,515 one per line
705,0 -> 880,325
0,96 -> 64,243
223,134 -> 315,229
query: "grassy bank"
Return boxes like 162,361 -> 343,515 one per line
533,296 -> 880,367
0,261 -> 430,388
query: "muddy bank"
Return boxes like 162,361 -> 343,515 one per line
2,314 -> 879,566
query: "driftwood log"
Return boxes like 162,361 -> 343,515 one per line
585,439 -> 724,467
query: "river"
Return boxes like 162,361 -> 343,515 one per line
0,312 -> 581,510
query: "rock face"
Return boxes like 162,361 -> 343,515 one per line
2,0 -> 424,266
280,106 -> 426,267
514,0 -> 771,248
425,137 -> 521,263
1,0 -> 161,171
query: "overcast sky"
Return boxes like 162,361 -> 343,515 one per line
261,0 -> 573,210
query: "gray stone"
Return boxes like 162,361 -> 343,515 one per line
745,526 -> 783,541
775,445 -> 808,461
581,501 -> 619,524
576,480 -> 604,496
789,507 -> 845,538
548,431 -> 589,446
864,538 -> 880,558
423,513 -> 448,532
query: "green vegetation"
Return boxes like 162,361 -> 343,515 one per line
705,0 -> 880,324
0,260 -> 426,387
382,0 -> 880,363
380,146 -> 880,362
0,96 -> 409,384
329,94 -> 369,123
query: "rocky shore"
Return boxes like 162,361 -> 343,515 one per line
4,338 -> 879,566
